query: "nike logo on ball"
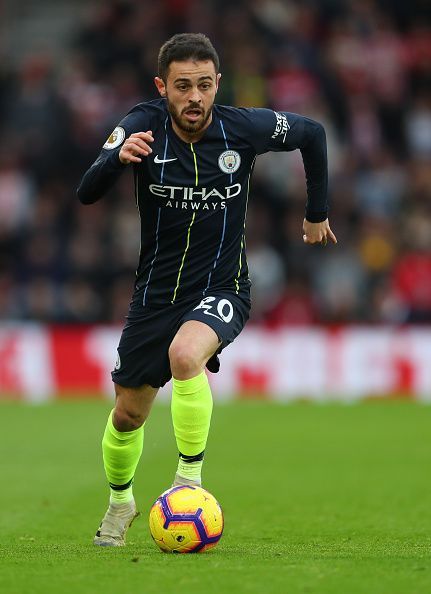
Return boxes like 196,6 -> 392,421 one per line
154,155 -> 178,164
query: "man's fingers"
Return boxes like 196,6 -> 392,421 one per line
120,150 -> 142,163
124,139 -> 152,154
328,229 -> 338,244
303,233 -> 337,246
303,218 -> 338,246
130,131 -> 154,142
303,233 -> 323,244
119,142 -> 153,163
119,131 -> 155,163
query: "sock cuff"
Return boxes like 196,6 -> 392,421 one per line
179,450 -> 205,462
109,477 -> 134,491
107,410 -> 144,441
173,371 -> 208,395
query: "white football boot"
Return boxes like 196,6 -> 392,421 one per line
93,499 -> 140,546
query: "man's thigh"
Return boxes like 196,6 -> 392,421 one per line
181,291 -> 251,373
111,303 -> 188,389
169,320 -> 221,365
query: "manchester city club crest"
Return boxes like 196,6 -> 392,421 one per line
218,150 -> 241,174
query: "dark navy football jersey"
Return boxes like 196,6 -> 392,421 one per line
77,98 -> 328,306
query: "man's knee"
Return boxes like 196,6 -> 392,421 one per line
113,384 -> 157,431
168,340 -> 202,379
113,406 -> 146,431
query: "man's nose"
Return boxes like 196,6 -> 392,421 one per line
188,87 -> 202,103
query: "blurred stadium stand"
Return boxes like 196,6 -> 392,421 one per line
0,0 -> 430,327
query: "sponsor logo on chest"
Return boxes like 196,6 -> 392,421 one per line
149,183 -> 241,211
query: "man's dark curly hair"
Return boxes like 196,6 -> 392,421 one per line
158,33 -> 220,81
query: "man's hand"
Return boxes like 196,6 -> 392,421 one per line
303,218 -> 337,246
119,131 -> 154,164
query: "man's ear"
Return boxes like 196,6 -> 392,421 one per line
154,77 -> 166,97
215,73 -> 221,93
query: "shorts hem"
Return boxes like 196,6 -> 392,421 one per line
111,373 -> 168,390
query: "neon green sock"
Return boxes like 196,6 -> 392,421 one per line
171,371 -> 213,484
102,410 -> 144,503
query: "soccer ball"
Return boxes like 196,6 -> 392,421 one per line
149,485 -> 224,553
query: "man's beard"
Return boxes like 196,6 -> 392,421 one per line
167,98 -> 213,135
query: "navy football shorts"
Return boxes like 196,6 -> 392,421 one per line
111,290 -> 251,388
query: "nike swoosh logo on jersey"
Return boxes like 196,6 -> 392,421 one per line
154,155 -> 178,164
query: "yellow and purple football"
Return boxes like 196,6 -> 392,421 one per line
149,485 -> 224,553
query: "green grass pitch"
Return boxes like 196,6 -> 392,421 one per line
1,399 -> 430,594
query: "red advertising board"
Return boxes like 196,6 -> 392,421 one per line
1,324 -> 430,401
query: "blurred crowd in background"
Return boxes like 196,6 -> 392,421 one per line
0,0 -> 430,325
